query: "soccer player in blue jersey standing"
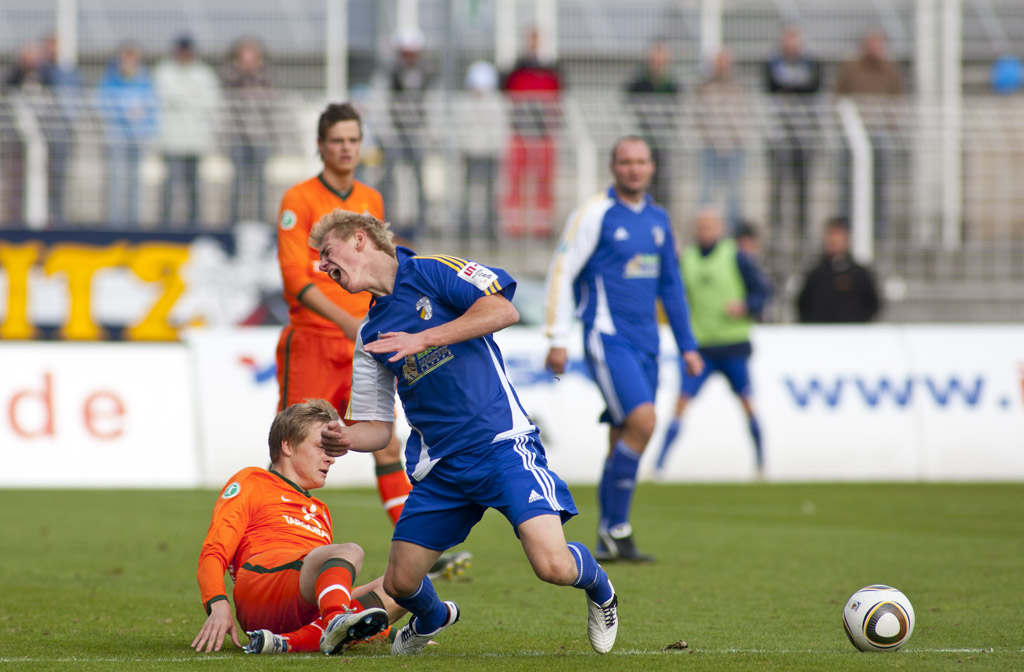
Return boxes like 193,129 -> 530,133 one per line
544,136 -> 704,563
310,210 -> 618,655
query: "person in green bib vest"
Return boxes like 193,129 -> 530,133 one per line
656,208 -> 772,480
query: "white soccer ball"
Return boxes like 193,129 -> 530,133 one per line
842,584 -> 915,652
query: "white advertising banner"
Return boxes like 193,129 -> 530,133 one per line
0,342 -> 198,486
4,325 -> 1022,488
182,327 -> 399,489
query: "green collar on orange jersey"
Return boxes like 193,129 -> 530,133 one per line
268,466 -> 311,497
318,173 -> 354,201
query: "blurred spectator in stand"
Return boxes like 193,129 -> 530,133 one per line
797,217 -> 880,323
382,27 -> 431,239
835,30 -> 904,238
221,36 -> 277,224
695,48 -> 750,233
457,60 -> 505,240
991,54 -> 1024,94
764,26 -> 821,237
154,34 -> 221,227
96,42 -> 158,227
625,40 -> 681,209
39,32 -> 85,226
501,27 -> 562,237
2,41 -> 45,224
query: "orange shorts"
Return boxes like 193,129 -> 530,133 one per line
276,325 -> 355,415
232,549 -> 318,633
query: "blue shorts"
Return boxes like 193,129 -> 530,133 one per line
584,330 -> 659,427
680,353 -> 752,398
392,432 -> 578,551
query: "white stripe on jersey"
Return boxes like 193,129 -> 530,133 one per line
410,426 -> 440,482
587,328 -> 625,424
544,194 -> 614,348
592,274 -> 616,335
487,338 -> 536,442
513,435 -> 564,512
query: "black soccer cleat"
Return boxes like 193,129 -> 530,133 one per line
596,529 -> 655,563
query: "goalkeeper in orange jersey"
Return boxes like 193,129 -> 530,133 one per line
192,399 -> 403,655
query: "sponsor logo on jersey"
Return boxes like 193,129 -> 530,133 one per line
528,489 -> 544,503
652,226 -> 665,247
222,482 -> 241,499
624,253 -> 661,279
280,209 -> 297,230
401,345 -> 454,385
458,262 -> 499,292
281,514 -> 331,539
613,227 -> 630,241
415,296 -> 433,320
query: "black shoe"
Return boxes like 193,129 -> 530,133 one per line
594,536 -> 617,563
598,529 -> 655,563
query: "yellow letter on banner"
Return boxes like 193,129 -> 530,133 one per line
0,242 -> 42,340
44,243 -> 128,340
124,243 -> 190,341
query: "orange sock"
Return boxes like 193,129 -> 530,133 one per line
375,462 -> 412,526
278,592 -> 386,653
315,559 -> 356,625
279,618 -> 325,653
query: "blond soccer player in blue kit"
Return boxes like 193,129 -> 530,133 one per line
309,209 -> 619,655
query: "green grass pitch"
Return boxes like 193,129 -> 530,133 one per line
1,483 -> 1021,671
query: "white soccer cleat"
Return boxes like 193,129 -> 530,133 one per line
243,629 -> 287,654
391,601 -> 460,655
319,607 -> 390,655
586,588 -> 618,654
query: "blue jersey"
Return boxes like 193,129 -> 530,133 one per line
346,247 -> 536,481
544,187 -> 697,357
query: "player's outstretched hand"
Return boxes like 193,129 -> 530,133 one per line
320,420 -> 351,457
364,331 -> 426,362
682,350 -> 705,377
191,600 -> 241,653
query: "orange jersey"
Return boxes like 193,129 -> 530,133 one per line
196,467 -> 333,611
277,175 -> 385,330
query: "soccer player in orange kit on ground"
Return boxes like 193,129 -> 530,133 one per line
191,399 -> 404,655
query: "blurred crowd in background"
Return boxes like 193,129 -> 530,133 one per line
2,0 -> 1024,324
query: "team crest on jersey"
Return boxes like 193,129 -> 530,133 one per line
221,482 -> 241,499
652,226 -> 665,247
401,345 -> 454,385
280,209 -> 297,230
415,296 -> 433,320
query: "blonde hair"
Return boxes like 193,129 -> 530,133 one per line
268,399 -> 339,463
308,209 -> 397,258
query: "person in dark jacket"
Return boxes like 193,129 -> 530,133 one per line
797,217 -> 880,323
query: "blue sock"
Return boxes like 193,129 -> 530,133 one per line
606,440 -> 642,530
568,541 -> 614,605
598,455 -> 614,533
391,577 -> 449,633
748,414 -> 763,468
655,418 -> 681,471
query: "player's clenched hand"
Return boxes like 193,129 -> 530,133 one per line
545,347 -> 568,376
364,331 -> 426,362
191,600 -> 241,652
682,350 -> 704,377
320,419 -> 351,457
